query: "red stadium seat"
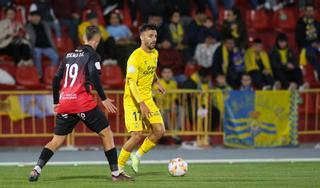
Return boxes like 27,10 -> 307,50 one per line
0,56 -> 15,76
121,1 -> 132,28
43,65 -> 58,86
14,0 -> 32,5
302,63 -> 320,88
54,36 -> 73,57
273,8 -> 297,32
158,49 -> 184,75
245,10 -> 271,31
101,65 -> 124,89
16,66 -> 42,88
0,62 -> 16,77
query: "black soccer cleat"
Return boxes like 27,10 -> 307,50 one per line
112,172 -> 134,181
28,169 -> 40,182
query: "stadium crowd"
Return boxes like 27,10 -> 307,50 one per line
0,0 -> 320,92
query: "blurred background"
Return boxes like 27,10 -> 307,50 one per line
0,0 -> 320,157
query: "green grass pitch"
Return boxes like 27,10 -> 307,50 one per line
1,162 -> 320,188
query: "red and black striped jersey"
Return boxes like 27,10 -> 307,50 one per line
52,45 -> 106,114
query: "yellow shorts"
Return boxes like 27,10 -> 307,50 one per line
124,99 -> 164,132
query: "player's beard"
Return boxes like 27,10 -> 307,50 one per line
147,41 -> 156,50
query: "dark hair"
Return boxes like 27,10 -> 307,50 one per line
161,66 -> 172,72
223,34 -> 235,42
241,73 -> 251,78
253,38 -> 262,44
198,67 -> 211,77
87,11 -> 98,20
85,25 -> 101,41
195,8 -> 206,15
275,33 -> 288,48
230,7 -> 241,20
305,3 -> 314,9
4,6 -> 16,14
139,23 -> 157,33
169,9 -> 180,19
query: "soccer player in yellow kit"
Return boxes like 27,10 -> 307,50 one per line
118,24 -> 166,173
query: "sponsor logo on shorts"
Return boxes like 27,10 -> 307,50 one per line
77,113 -> 86,120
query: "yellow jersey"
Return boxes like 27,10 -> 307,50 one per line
124,47 -> 158,106
153,79 -> 178,110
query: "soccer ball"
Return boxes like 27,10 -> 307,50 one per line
168,157 -> 188,176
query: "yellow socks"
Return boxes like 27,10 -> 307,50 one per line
136,137 -> 156,159
118,148 -> 131,170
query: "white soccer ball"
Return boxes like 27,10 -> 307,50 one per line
168,157 -> 188,176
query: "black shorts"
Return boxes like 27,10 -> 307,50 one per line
54,106 -> 109,135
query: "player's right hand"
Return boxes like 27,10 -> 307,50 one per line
140,101 -> 151,118
102,98 -> 117,113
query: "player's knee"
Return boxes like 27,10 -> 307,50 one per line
98,127 -> 112,138
47,136 -> 65,150
154,128 -> 165,139
131,132 -> 144,142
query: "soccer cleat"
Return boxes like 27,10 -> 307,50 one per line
112,171 -> 134,181
130,154 -> 140,173
28,169 -> 40,182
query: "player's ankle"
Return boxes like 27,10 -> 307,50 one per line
33,165 -> 42,174
135,151 -> 142,160
111,170 -> 120,176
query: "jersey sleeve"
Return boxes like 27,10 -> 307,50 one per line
126,52 -> 143,103
126,53 -> 140,82
52,58 -> 65,104
88,54 -> 107,101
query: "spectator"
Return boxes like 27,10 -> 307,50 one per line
245,38 -> 274,89
26,10 -> 59,77
250,0 -> 295,11
305,39 -> 320,79
78,11 -> 116,61
165,0 -> 193,25
240,73 -> 254,91
196,0 -> 234,21
214,74 -> 232,91
30,0 -> 61,39
136,0 -> 166,22
52,0 -> 81,44
106,10 -> 133,44
221,8 -> 247,49
194,32 -> 220,68
191,67 -> 213,90
0,6 -> 33,66
148,13 -> 172,50
269,33 -> 303,89
167,10 -> 186,49
187,10 -> 220,57
153,67 -> 181,134
295,4 -> 320,48
212,36 -> 245,88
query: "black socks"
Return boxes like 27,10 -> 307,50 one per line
104,148 -> 119,172
37,147 -> 54,168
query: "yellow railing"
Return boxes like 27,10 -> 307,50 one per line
0,89 -> 319,147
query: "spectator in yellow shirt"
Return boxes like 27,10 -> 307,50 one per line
78,11 -> 116,61
153,67 -> 181,134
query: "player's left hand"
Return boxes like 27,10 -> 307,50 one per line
102,98 -> 117,113
53,104 -> 59,114
157,83 -> 166,95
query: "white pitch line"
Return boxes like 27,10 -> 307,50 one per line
1,158 -> 320,166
